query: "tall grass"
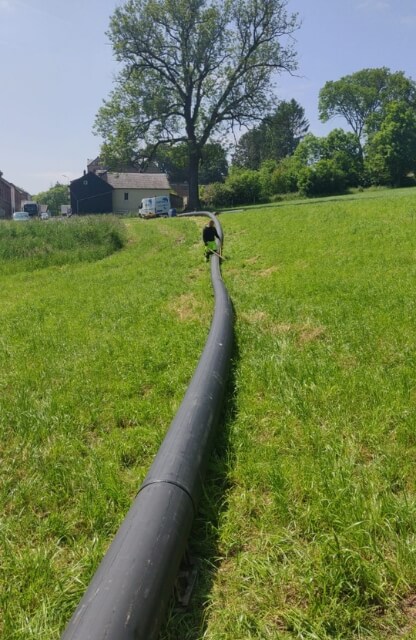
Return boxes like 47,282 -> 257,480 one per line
0,215 -> 127,273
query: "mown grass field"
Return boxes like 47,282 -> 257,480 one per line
1,192 -> 416,639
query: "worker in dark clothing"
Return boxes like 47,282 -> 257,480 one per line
202,219 -> 220,261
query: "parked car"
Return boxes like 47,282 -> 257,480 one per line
12,211 -> 30,221
40,211 -> 50,220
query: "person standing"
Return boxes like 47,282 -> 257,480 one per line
202,219 -> 220,261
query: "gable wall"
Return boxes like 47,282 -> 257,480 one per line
112,188 -> 170,213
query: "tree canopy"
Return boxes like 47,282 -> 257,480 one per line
94,0 -> 299,209
154,142 -> 228,184
318,67 -> 416,155
365,101 -> 416,186
232,99 -> 309,169
294,129 -> 362,187
33,183 -> 69,216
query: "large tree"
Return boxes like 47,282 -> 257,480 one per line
232,99 -> 309,169
318,67 -> 416,156
154,141 -> 228,184
365,101 -> 416,186
294,129 -> 363,186
94,0 -> 299,209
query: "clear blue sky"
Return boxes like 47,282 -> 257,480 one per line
0,0 -> 415,195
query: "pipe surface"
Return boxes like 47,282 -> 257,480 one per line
62,212 -> 233,640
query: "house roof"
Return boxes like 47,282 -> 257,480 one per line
105,172 -> 170,190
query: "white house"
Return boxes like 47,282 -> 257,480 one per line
105,172 -> 171,213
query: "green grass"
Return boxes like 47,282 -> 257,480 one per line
220,184 -> 416,213
162,190 -> 416,639
0,215 -> 127,273
0,217 -> 212,639
2,192 -> 416,639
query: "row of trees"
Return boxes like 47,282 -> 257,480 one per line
92,1 -> 416,208
202,68 -> 416,205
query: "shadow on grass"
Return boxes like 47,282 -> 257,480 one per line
159,337 -> 240,640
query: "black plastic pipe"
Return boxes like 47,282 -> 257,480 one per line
61,212 -> 233,640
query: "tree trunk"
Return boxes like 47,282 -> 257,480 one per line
187,144 -> 201,211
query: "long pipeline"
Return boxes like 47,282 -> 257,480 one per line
61,212 -> 233,640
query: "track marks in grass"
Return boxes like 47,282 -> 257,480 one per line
258,265 -> 279,277
240,310 -> 327,346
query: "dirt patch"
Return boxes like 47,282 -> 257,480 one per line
339,354 -> 358,370
241,311 -> 293,332
240,312 -> 327,345
259,266 -> 279,277
298,325 -> 326,345
399,595 -> 416,637
270,323 -> 295,335
139,384 -> 153,398
168,292 -> 203,322
241,310 -> 270,324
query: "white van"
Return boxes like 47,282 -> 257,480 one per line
139,196 -> 170,218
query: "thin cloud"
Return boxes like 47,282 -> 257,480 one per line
400,15 -> 416,25
357,1 -> 416,27
356,0 -> 390,10
0,0 -> 67,22
0,0 -> 31,12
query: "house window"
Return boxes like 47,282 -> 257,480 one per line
124,192 -> 129,201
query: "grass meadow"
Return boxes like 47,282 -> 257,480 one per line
1,192 -> 416,639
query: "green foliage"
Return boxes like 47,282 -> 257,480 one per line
94,0 -> 299,207
155,142 -> 228,184
231,126 -> 264,170
233,99 -> 309,169
226,168 -> 262,205
272,155 -> 302,194
253,131 -> 362,200
201,168 -> 263,206
324,129 -> 363,186
258,159 -> 279,197
259,157 -> 300,197
319,67 -> 416,150
200,182 -> 233,208
0,216 -> 127,274
297,158 -> 347,197
294,130 -> 363,188
33,182 -> 69,216
199,142 -> 229,184
293,132 -> 324,165
365,101 -> 416,186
